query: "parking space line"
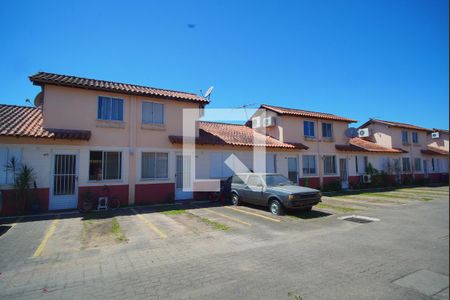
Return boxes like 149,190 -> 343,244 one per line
131,208 -> 167,239
195,207 -> 252,226
225,206 -> 281,223
33,216 -> 59,258
10,216 -> 22,229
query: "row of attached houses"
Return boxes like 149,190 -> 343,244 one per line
0,72 -> 448,215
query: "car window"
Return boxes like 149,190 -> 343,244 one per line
263,174 -> 291,186
247,175 -> 263,186
232,175 -> 247,184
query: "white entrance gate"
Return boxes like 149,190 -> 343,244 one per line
175,154 -> 193,200
49,152 -> 78,210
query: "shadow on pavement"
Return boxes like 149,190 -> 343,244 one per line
0,225 -> 12,237
287,209 -> 332,219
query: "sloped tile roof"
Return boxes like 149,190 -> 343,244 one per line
169,121 -> 308,150
335,137 -> 406,153
0,104 -> 91,140
29,72 -> 209,104
260,104 -> 357,123
432,128 -> 449,134
360,119 -> 432,132
421,147 -> 449,156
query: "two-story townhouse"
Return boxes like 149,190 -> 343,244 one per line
427,129 -> 449,151
0,72 -> 312,215
247,105 -> 404,189
168,121 -> 308,200
0,72 -> 211,214
423,128 -> 450,182
359,119 -> 449,183
1,72 -> 448,216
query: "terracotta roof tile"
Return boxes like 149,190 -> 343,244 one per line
432,128 -> 449,134
335,137 -> 406,153
421,147 -> 449,156
260,104 -> 357,123
29,72 -> 209,104
360,119 -> 432,132
0,104 -> 90,140
169,121 -> 308,150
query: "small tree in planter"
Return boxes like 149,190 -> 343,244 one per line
5,157 -> 36,214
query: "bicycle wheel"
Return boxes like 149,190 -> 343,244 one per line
108,197 -> 121,210
78,200 -> 94,213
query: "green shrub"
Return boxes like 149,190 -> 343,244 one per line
321,179 -> 342,192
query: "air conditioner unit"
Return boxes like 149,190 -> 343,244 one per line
252,117 -> 261,129
263,117 -> 276,127
358,128 -> 370,138
361,174 -> 372,184
431,132 -> 440,139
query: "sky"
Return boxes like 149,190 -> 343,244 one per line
0,0 -> 448,129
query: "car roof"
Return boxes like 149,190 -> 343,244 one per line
233,173 -> 280,176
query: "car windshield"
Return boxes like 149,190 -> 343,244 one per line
263,174 -> 291,186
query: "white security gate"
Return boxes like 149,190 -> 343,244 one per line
175,154 -> 193,200
50,153 -> 78,210
287,157 -> 298,183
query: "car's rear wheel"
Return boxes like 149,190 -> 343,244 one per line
231,193 -> 241,206
269,200 -> 284,215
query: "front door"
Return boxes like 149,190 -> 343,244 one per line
175,154 -> 193,200
339,158 -> 349,189
50,153 -> 78,210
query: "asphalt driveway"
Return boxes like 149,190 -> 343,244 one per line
0,185 -> 448,299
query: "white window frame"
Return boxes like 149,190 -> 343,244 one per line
303,120 -> 315,138
401,130 -> 409,144
141,152 -> 169,180
88,151 -> 122,181
414,158 -> 422,172
323,155 -> 337,175
412,132 -> 419,144
355,156 -> 368,174
322,122 -> 333,138
97,96 -> 124,121
142,101 -> 165,125
0,147 -> 23,185
402,157 -> 411,173
302,155 -> 317,176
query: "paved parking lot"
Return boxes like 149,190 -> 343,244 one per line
0,185 -> 448,299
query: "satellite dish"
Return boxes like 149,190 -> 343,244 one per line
204,86 -> 214,99
345,127 -> 358,138
34,92 -> 43,107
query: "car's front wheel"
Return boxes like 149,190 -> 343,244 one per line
269,200 -> 284,215
231,193 -> 241,206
